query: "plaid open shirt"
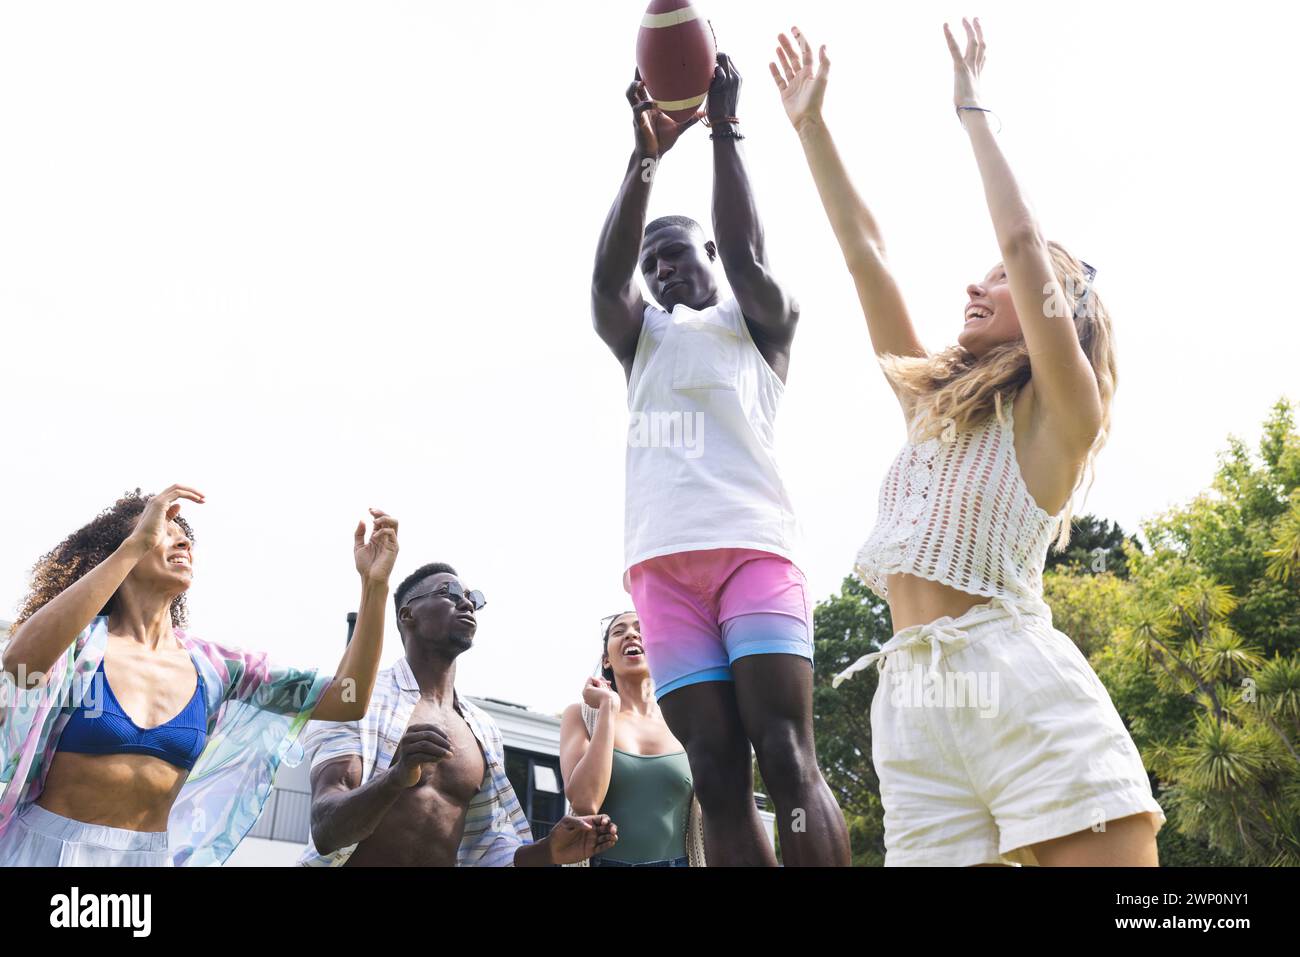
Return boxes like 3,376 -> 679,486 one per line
297,655 -> 533,866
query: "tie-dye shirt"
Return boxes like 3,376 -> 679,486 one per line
0,615 -> 332,866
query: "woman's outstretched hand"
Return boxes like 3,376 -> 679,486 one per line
770,26 -> 829,134
944,17 -> 986,111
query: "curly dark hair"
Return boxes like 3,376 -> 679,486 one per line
12,490 -> 194,631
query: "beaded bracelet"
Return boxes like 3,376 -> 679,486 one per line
705,114 -> 743,139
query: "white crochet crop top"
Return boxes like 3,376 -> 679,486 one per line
855,403 -> 1064,603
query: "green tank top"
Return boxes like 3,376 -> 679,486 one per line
593,749 -> 693,864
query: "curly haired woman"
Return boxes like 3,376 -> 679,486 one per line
0,484 -> 397,866
771,18 -> 1164,865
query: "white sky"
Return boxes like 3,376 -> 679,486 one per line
1,1 -> 1296,716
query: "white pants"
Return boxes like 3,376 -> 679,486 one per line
0,803 -> 172,867
858,597 -> 1165,866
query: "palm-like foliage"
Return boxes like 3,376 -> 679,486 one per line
1195,625 -> 1264,683
1265,496 -> 1300,583
1163,715 -> 1299,865
1256,656 -> 1300,721
1084,399 -> 1300,865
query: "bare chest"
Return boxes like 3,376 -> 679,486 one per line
396,700 -> 487,806
102,639 -> 199,729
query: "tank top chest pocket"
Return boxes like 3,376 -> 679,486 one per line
670,317 -> 740,391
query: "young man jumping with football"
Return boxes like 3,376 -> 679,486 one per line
589,52 -> 850,866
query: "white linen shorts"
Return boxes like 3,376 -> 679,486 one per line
860,597 -> 1165,866
0,802 -> 172,867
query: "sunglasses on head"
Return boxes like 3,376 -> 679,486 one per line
402,581 -> 487,612
1073,260 -> 1098,320
600,611 -> 638,641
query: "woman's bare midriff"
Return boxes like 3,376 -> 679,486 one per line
884,572 -> 992,632
35,751 -> 187,832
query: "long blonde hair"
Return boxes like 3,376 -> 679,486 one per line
880,241 -> 1117,551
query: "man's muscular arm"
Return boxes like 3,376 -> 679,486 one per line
308,723 -> 454,854
308,756 -> 406,855
710,54 -> 799,350
593,71 -> 703,377
592,148 -> 654,375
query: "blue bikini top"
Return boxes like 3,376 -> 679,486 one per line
58,656 -> 209,771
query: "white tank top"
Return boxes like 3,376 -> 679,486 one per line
854,402 -> 1063,603
623,297 -> 800,572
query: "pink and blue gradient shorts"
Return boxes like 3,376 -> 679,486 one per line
626,548 -> 814,700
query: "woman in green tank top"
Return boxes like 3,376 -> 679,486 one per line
560,612 -> 702,866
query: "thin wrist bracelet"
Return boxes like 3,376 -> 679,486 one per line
705,115 -> 743,138
956,105 -> 1002,133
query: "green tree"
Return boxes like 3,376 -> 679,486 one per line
1094,399 -> 1300,865
810,574 -> 892,866
1142,398 -> 1300,657
1046,514 -> 1140,579
1048,565 -> 1241,865
1043,566 -> 1133,658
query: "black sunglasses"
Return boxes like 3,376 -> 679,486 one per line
402,581 -> 487,612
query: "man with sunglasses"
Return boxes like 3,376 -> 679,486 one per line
298,563 -> 617,866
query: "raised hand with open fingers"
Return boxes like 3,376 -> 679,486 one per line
353,508 -> 399,585
770,26 -> 830,133
626,68 -> 704,158
944,17 -> 987,110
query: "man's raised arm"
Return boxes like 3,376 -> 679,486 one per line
593,71 -> 702,377
709,53 -> 799,350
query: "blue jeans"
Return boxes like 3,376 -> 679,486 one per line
590,855 -> 690,867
